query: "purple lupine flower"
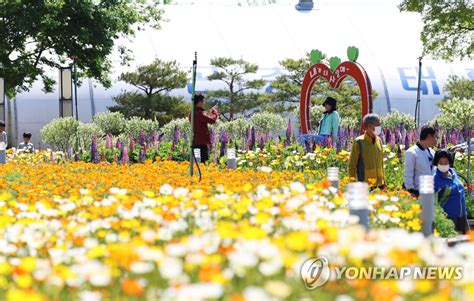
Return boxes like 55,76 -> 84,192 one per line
405,134 -> 410,150
139,149 -> 145,162
143,143 -> 147,160
285,119 -> 291,147
105,134 -> 113,149
219,130 -> 227,157
397,144 -> 402,158
113,153 -> 118,163
209,129 -> 215,146
401,128 -> 407,145
121,142 -> 129,164
264,132 -> 270,144
139,131 -> 146,146
129,135 -> 135,152
393,127 -> 400,145
115,138 -> 121,149
173,126 -> 180,145
91,134 -> 98,163
249,127 -> 256,150
74,154 -> 79,162
390,133 -> 396,149
384,128 -> 391,145
259,133 -> 264,150
246,127 -> 252,150
349,128 -> 354,140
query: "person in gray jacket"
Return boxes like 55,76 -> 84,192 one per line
403,126 -> 437,197
0,120 -> 7,164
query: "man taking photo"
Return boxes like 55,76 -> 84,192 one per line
190,94 -> 218,163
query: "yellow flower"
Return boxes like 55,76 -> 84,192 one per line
285,231 -> 308,252
19,257 -> 36,273
255,212 -> 270,224
16,275 -> 32,289
7,289 -> 45,301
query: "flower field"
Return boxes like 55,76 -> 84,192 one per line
0,158 -> 473,300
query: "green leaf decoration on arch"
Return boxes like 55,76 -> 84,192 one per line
310,49 -> 324,64
347,46 -> 359,62
329,57 -> 341,71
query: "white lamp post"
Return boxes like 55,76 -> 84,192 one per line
227,148 -> 236,169
59,67 -> 73,117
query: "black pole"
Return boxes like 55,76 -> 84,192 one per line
73,58 -> 79,121
415,56 -> 422,128
189,52 -> 197,176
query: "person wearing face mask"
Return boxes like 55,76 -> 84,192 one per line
433,150 -> 469,234
403,126 -> 436,197
348,113 -> 385,189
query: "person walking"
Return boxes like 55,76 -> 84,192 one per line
348,113 -> 385,189
403,126 -> 437,197
0,121 -> 7,164
433,150 -> 469,234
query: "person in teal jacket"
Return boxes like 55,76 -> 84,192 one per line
433,150 -> 469,234
314,97 -> 340,143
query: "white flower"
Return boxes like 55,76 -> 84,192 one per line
162,283 -> 223,300
264,281 -> 292,299
165,243 -> 187,257
259,166 -> 272,173
173,187 -> 189,199
259,260 -> 282,276
130,261 -> 154,274
244,287 -> 272,301
159,257 -> 183,280
141,230 -> 156,242
79,189 -> 90,195
390,217 -> 401,224
384,205 -> 399,212
376,213 -> 390,223
109,187 -> 127,195
79,291 -> 102,301
160,184 -> 174,195
289,182 -> 305,193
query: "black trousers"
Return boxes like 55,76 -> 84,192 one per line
448,215 -> 470,234
193,145 -> 209,163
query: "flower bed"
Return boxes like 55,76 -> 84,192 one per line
0,160 -> 472,300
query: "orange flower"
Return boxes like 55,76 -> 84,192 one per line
121,278 -> 144,296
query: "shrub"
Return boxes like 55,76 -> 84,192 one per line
249,112 -> 286,134
434,98 -> 474,130
40,117 -> 80,151
217,118 -> 250,139
124,117 -> 159,138
161,118 -> 191,140
340,116 -> 359,129
76,123 -> 104,151
381,110 -> 416,130
92,112 -> 126,135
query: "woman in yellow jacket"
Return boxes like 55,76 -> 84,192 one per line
348,113 -> 385,189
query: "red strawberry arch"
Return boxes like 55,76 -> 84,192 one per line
299,61 -> 373,134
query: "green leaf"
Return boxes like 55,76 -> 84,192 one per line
310,49 -> 323,64
347,46 -> 359,62
329,57 -> 341,72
